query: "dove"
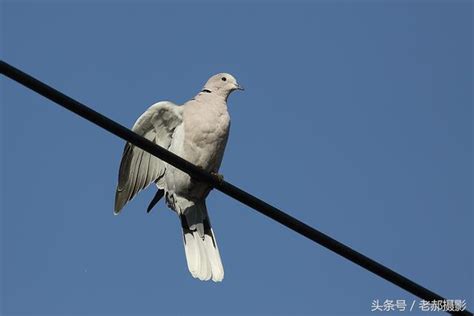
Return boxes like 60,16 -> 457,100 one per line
114,73 -> 243,282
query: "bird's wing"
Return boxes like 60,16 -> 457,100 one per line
114,101 -> 183,214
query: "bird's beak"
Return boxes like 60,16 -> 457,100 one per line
235,83 -> 244,91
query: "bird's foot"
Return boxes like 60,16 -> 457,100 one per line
211,172 -> 224,184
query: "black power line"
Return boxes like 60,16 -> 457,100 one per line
1,60 -> 471,316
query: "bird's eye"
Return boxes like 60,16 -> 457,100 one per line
221,77 -> 227,81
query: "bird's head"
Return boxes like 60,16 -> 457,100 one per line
201,73 -> 244,99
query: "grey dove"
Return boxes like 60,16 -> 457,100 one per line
114,73 -> 243,282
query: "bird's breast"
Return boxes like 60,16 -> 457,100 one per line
182,102 -> 230,170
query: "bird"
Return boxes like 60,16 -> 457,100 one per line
114,73 -> 243,282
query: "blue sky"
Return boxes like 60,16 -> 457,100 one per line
1,1 -> 472,315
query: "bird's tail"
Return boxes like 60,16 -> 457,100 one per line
180,201 -> 224,282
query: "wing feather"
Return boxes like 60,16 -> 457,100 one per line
114,101 -> 182,214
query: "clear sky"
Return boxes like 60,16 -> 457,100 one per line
1,1 -> 472,315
